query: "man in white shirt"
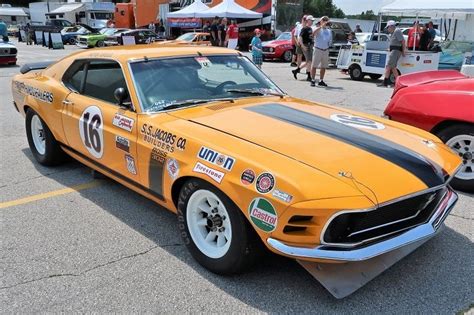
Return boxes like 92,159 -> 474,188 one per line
294,15 -> 306,69
310,16 -> 332,87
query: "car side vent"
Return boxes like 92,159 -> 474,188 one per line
288,215 -> 313,223
283,215 -> 315,235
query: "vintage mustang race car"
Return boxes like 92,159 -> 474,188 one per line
11,45 -> 461,298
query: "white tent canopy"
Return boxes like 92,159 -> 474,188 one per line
167,0 -> 209,18
380,0 -> 474,20
196,0 -> 262,19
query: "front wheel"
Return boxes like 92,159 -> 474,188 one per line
436,124 -> 474,192
369,74 -> 382,80
282,50 -> 293,62
96,40 -> 105,47
25,109 -> 66,166
177,179 -> 261,274
349,64 -> 364,81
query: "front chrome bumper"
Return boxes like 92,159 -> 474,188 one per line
267,188 -> 458,262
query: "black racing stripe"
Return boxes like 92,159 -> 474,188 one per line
246,103 -> 445,188
60,143 -> 165,201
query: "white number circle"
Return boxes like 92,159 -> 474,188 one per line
79,106 -> 104,159
330,114 -> 385,130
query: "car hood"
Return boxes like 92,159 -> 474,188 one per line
170,98 -> 460,203
263,39 -> 291,47
0,42 -> 16,49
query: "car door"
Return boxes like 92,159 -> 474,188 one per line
61,59 -> 140,180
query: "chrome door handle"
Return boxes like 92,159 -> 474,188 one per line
62,100 -> 74,106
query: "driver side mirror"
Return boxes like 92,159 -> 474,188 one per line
114,87 -> 131,109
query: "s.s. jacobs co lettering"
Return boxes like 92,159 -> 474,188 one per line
140,124 -> 186,153
197,146 -> 235,171
13,81 -> 54,103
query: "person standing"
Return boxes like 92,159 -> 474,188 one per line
378,20 -> 405,87
310,16 -> 332,87
419,24 -> 431,51
292,15 -> 315,81
251,28 -> 263,69
427,21 -> 436,48
0,19 -> 8,42
210,16 -> 219,46
290,22 -> 299,66
294,16 -> 306,69
25,23 -> 33,45
355,24 -> 363,33
203,21 -> 211,33
407,21 -> 421,50
218,18 -> 227,47
226,19 -> 239,49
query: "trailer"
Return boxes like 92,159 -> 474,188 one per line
336,41 -> 440,84
45,2 -> 114,29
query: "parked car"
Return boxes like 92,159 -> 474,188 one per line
328,21 -> 352,65
384,70 -> 473,192
262,32 -> 294,62
76,28 -> 128,48
0,41 -> 17,65
172,32 -> 211,46
355,32 -> 390,46
61,25 -> 93,45
11,45 -> 461,298
438,41 -> 474,70
7,24 -> 19,37
106,29 -> 161,46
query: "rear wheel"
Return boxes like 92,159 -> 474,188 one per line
282,50 -> 293,62
349,64 -> 364,81
389,69 -> 401,85
25,109 -> 66,166
436,124 -> 474,192
177,179 -> 261,274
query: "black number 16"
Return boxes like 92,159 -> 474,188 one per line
82,112 -> 101,153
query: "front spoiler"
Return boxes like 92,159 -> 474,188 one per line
267,188 -> 457,262
268,188 -> 457,298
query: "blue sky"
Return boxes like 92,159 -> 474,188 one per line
333,0 -> 396,15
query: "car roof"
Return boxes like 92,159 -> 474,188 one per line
63,45 -> 239,63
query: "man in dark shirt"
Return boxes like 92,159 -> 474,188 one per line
292,15 -> 315,81
210,16 -> 219,46
218,17 -> 227,47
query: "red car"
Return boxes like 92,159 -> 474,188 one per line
384,70 -> 474,192
262,32 -> 294,62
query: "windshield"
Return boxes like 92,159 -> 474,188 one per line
356,34 -> 370,43
130,55 -> 283,112
100,28 -> 117,35
276,32 -> 291,40
92,12 -> 113,20
177,33 -> 196,42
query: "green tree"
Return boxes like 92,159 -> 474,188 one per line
303,0 -> 345,18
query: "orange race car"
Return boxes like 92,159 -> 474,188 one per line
11,45 -> 461,298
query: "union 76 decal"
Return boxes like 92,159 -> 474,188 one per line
79,106 -> 104,159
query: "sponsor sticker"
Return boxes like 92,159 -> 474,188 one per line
272,189 -> 293,203
248,198 -> 277,232
241,169 -> 256,185
13,81 -> 54,103
330,114 -> 385,130
112,113 -> 134,132
125,154 -> 137,175
193,162 -> 224,183
256,172 -> 275,194
195,57 -> 212,67
197,146 -> 235,171
166,158 -> 179,180
115,135 -> 130,153
140,124 -> 186,153
79,106 -> 104,159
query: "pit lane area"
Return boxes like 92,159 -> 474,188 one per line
1,41 -> 473,313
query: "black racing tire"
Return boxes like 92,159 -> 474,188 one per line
349,64 -> 364,81
369,74 -> 382,80
68,37 -> 76,45
282,50 -> 293,62
25,109 -> 66,166
436,123 -> 474,192
177,179 -> 262,275
96,40 -> 105,47
389,69 -> 401,85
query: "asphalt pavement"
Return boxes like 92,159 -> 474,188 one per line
1,39 -> 473,313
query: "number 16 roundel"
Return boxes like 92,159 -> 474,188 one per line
79,106 -> 104,159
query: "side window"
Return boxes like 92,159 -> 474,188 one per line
63,60 -> 129,105
83,60 -> 129,104
63,61 -> 86,92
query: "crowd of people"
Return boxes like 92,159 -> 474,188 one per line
204,16 -> 239,49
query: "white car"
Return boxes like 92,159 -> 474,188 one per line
400,27 -> 444,44
355,33 -> 390,46
0,41 -> 17,66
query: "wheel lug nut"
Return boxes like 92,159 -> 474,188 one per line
222,215 -> 226,220
219,227 -> 225,232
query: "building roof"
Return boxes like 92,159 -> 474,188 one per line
0,7 -> 28,17
46,3 -> 84,15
